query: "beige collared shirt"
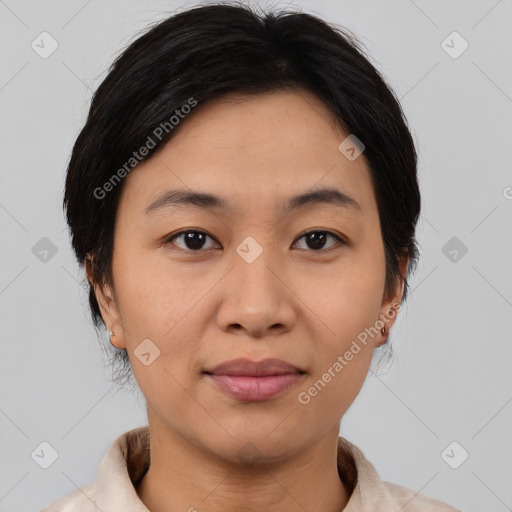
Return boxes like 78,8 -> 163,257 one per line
42,426 -> 461,511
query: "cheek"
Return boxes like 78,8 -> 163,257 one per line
113,254 -> 214,379
298,251 -> 384,343
298,314 -> 376,422
297,250 -> 384,397
294,336 -> 374,435
112,245 -> 192,332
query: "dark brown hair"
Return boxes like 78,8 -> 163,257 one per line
63,1 -> 421,389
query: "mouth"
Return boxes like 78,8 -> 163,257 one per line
203,357 -> 306,376
202,357 -> 307,401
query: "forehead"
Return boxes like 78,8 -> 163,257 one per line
117,89 -> 376,219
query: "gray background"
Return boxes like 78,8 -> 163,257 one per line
1,0 -> 511,511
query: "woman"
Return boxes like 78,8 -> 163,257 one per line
43,2 -> 461,510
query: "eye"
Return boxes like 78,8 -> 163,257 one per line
165,230 -> 220,252
165,229 -> 345,253
293,230 -> 346,252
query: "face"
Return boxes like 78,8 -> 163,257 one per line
88,89 -> 408,462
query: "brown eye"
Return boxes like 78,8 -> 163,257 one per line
293,230 -> 345,251
165,230 -> 219,251
164,229 -> 345,253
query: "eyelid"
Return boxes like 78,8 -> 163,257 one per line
164,228 -> 347,252
293,229 -> 346,252
163,228 -> 221,251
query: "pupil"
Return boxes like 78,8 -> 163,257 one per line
182,231 -> 328,251
185,231 -> 205,250
307,232 -> 326,250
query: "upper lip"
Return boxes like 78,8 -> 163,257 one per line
203,357 -> 306,376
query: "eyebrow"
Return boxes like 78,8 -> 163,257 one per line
144,187 -> 362,215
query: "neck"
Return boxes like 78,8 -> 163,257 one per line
135,420 -> 351,512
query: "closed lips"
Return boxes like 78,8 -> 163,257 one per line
203,357 -> 306,376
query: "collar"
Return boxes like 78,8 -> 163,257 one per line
93,426 -> 400,511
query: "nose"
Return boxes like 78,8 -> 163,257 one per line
215,243 -> 297,338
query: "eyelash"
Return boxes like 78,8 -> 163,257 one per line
163,229 -> 346,253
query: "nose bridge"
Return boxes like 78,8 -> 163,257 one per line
216,233 -> 293,333
232,233 -> 281,297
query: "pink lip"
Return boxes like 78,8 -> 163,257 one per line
205,373 -> 306,401
203,357 -> 306,401
204,357 -> 305,376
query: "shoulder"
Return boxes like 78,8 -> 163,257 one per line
40,426 -> 150,511
382,481 -> 461,511
337,436 -> 461,512
40,482 -> 96,512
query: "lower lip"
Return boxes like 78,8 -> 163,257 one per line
205,373 -> 305,401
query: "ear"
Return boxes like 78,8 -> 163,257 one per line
375,252 -> 410,348
85,255 -> 126,350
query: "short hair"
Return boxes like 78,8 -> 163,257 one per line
63,1 -> 421,390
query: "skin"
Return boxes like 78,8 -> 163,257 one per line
86,89 -> 409,512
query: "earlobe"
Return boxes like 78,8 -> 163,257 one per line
377,252 -> 410,346
84,255 -> 125,349
96,287 -> 126,349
